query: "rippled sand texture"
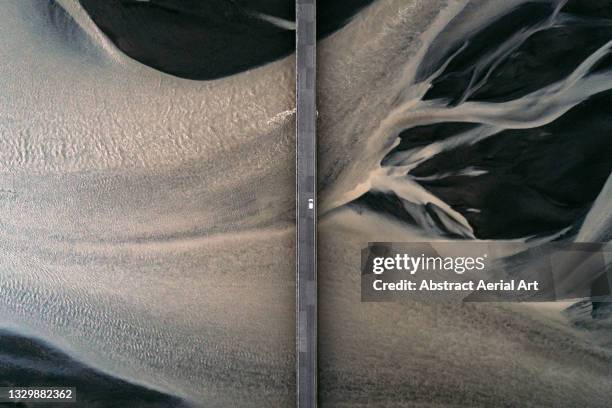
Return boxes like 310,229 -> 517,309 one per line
0,0 -> 296,406
318,0 -> 612,406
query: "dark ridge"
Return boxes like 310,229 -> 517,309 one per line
350,191 -> 418,226
407,90 -> 612,239
382,122 -> 479,166
422,2 -> 553,103
424,202 -> 468,239
465,24 -> 612,102
592,301 -> 612,319
350,192 -> 470,238
590,53 -> 612,75
0,330 -> 187,407
77,1 -> 374,80
422,0 -> 612,104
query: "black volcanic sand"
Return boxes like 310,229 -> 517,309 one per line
76,0 -> 376,80
356,1 -> 612,240
362,90 -> 612,240
408,91 -> 612,239
422,0 -> 612,104
0,330 -> 188,407
316,0 -> 375,38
